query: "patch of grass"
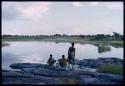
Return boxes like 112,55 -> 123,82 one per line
97,63 -> 123,75
110,41 -> 123,48
98,45 -> 111,53
63,78 -> 79,84
2,42 -> 10,47
53,77 -> 79,84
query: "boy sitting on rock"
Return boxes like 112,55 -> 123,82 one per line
58,55 -> 68,68
47,54 -> 56,67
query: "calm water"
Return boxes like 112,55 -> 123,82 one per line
2,41 -> 123,69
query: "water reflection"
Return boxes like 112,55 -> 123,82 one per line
2,52 -> 22,69
20,53 -> 46,63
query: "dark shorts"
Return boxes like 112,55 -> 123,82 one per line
68,56 -> 74,64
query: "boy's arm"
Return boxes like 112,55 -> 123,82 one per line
47,59 -> 49,64
68,48 -> 70,55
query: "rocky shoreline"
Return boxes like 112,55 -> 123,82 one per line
2,57 -> 123,84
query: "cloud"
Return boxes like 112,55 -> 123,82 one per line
2,2 -> 21,20
103,2 -> 123,10
2,2 -> 51,20
71,2 -> 123,11
90,2 -> 99,6
17,2 -> 50,20
70,22 -> 90,35
2,2 -> 123,35
72,2 -> 82,8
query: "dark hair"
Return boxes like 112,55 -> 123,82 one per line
62,55 -> 65,58
50,54 -> 52,57
72,42 -> 74,46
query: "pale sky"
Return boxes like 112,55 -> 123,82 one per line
2,2 -> 123,35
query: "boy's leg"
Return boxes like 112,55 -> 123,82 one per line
68,59 -> 70,68
68,62 -> 70,68
68,63 -> 69,68
72,59 -> 75,69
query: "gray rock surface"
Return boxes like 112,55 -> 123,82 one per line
2,57 -> 123,84
2,68 -> 123,84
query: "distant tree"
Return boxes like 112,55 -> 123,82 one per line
113,32 -> 120,37
63,34 -> 68,37
79,34 -> 85,38
94,34 -> 105,40
55,34 -> 61,36
113,32 -> 122,40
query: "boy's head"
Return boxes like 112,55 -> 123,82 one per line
72,42 -> 74,47
62,55 -> 65,59
50,54 -> 52,57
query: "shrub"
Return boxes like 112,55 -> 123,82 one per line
97,63 -> 123,75
98,45 -> 111,53
2,42 -> 10,46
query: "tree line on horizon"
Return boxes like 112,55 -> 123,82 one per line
2,32 -> 123,41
